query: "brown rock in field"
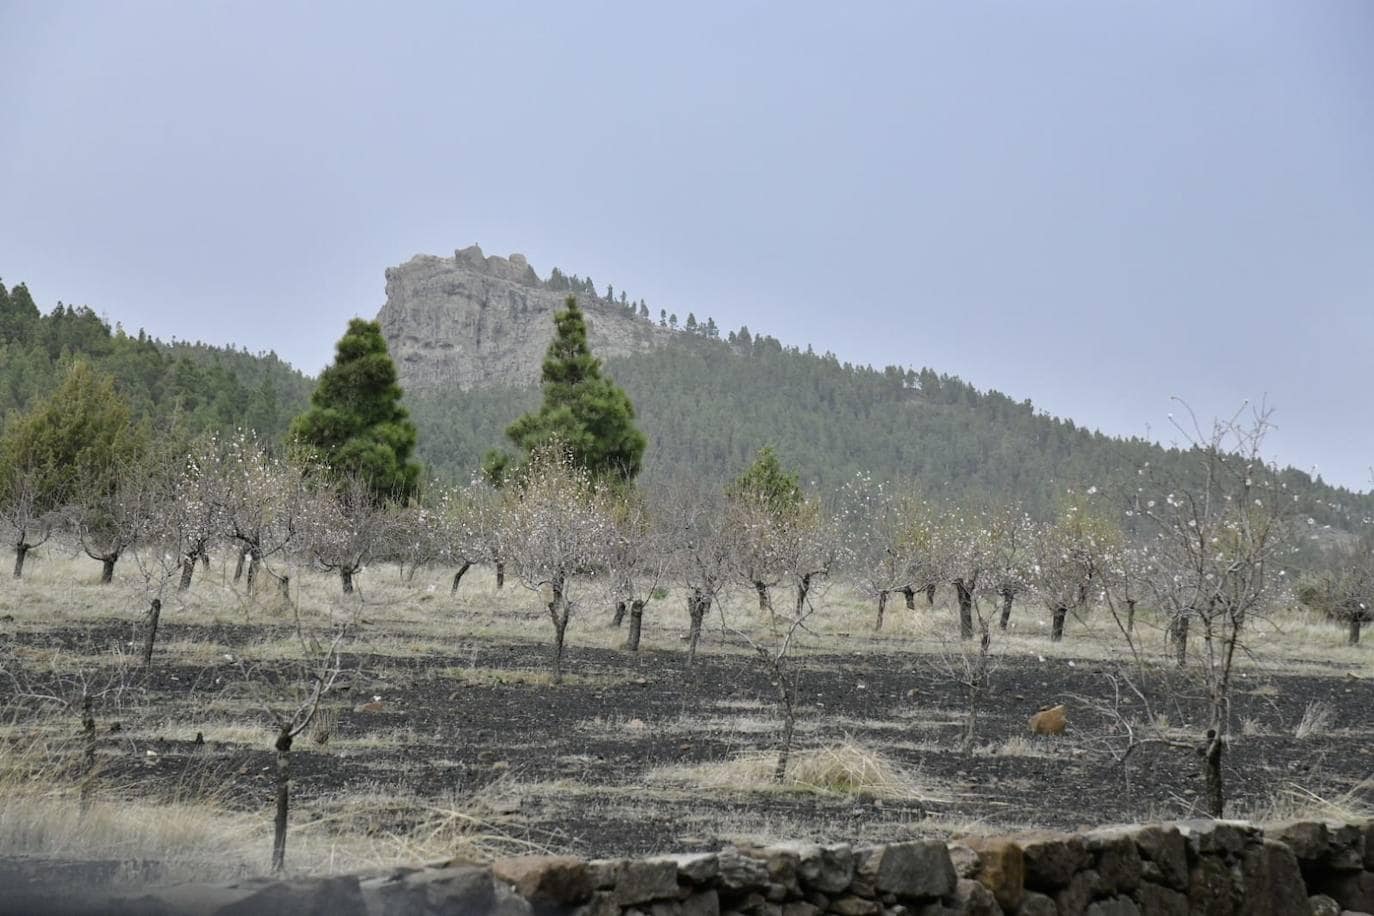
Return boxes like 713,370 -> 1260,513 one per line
1029,704 -> 1067,736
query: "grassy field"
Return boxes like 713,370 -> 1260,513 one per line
1,546 -> 1371,885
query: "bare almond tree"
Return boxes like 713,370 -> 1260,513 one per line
434,481 -> 502,596
726,495 -> 790,615
930,588 -> 1002,755
932,506 -> 995,640
1297,539 -> 1374,645
1,468 -> 58,579
72,458 -> 155,585
837,474 -> 925,629
606,494 -> 668,652
780,494 -> 840,619
499,447 -> 615,683
716,582 -> 821,782
304,473 -> 397,595
987,505 -> 1036,631
1130,400 -> 1293,817
661,484 -> 730,666
239,626 -> 348,874
0,643 -> 134,811
218,431 -> 308,601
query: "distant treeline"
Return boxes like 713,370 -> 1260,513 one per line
0,278 -> 312,444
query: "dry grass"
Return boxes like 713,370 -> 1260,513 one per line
1293,700 -> 1336,740
1234,777 -> 1374,825
985,735 -> 1063,758
652,739 -> 931,801
2,547 -> 1372,880
0,728 -> 544,881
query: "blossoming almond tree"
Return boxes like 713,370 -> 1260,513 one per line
499,446 -> 615,683
1133,400 -> 1293,817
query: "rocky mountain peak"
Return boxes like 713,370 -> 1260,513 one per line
377,245 -> 671,393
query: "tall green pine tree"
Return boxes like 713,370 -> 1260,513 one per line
291,319 -> 420,501
505,297 -> 646,481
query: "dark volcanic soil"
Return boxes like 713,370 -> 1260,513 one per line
3,619 -> 1373,857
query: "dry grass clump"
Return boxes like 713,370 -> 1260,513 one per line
0,731 -> 531,881
1294,700 -> 1335,739
985,735 -> 1062,758
653,739 -> 927,801
1236,778 -> 1374,825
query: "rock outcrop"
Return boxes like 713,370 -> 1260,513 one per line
376,245 -> 672,393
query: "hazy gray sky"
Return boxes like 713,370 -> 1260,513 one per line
2,2 -> 1371,488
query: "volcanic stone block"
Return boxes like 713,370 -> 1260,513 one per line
616,859 -> 683,906
1086,829 -> 1143,894
493,855 -> 593,906
1020,832 -> 1091,891
959,836 -> 1025,911
1239,840 -> 1310,916
1131,881 -> 1189,916
854,842 -> 957,900
1016,891 -> 1058,916
1133,826 -> 1189,893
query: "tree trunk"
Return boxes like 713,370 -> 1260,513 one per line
340,568 -> 354,594
875,590 -> 888,630
1051,605 -> 1067,642
625,600 -> 644,652
142,598 -> 162,669
955,580 -> 974,640
13,543 -> 29,579
999,589 -> 1014,630
1200,729 -> 1224,817
754,581 -> 771,612
246,549 -> 261,594
612,600 -> 627,628
1126,598 -> 1136,634
271,727 -> 293,874
99,555 -> 116,585
547,575 -> 567,684
1349,615 -> 1362,645
902,586 -> 916,610
278,573 -> 291,602
795,573 -> 812,615
687,591 -> 708,667
80,694 -> 96,813
495,560 -> 505,589
233,545 -> 248,583
178,554 -> 196,591
200,550 -> 210,571
961,694 -> 979,756
450,562 -> 471,595
925,583 -> 936,606
1173,614 -> 1189,668
774,688 -> 796,784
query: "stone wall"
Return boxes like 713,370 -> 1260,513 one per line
16,819 -> 1374,915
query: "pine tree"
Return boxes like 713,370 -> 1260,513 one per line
0,361 -> 143,512
291,319 -> 420,501
729,445 -> 803,515
504,297 -> 646,481
0,280 -> 40,345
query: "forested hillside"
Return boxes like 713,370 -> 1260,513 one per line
3,272 -> 1368,530
0,278 -> 311,441
407,330 -> 1372,527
